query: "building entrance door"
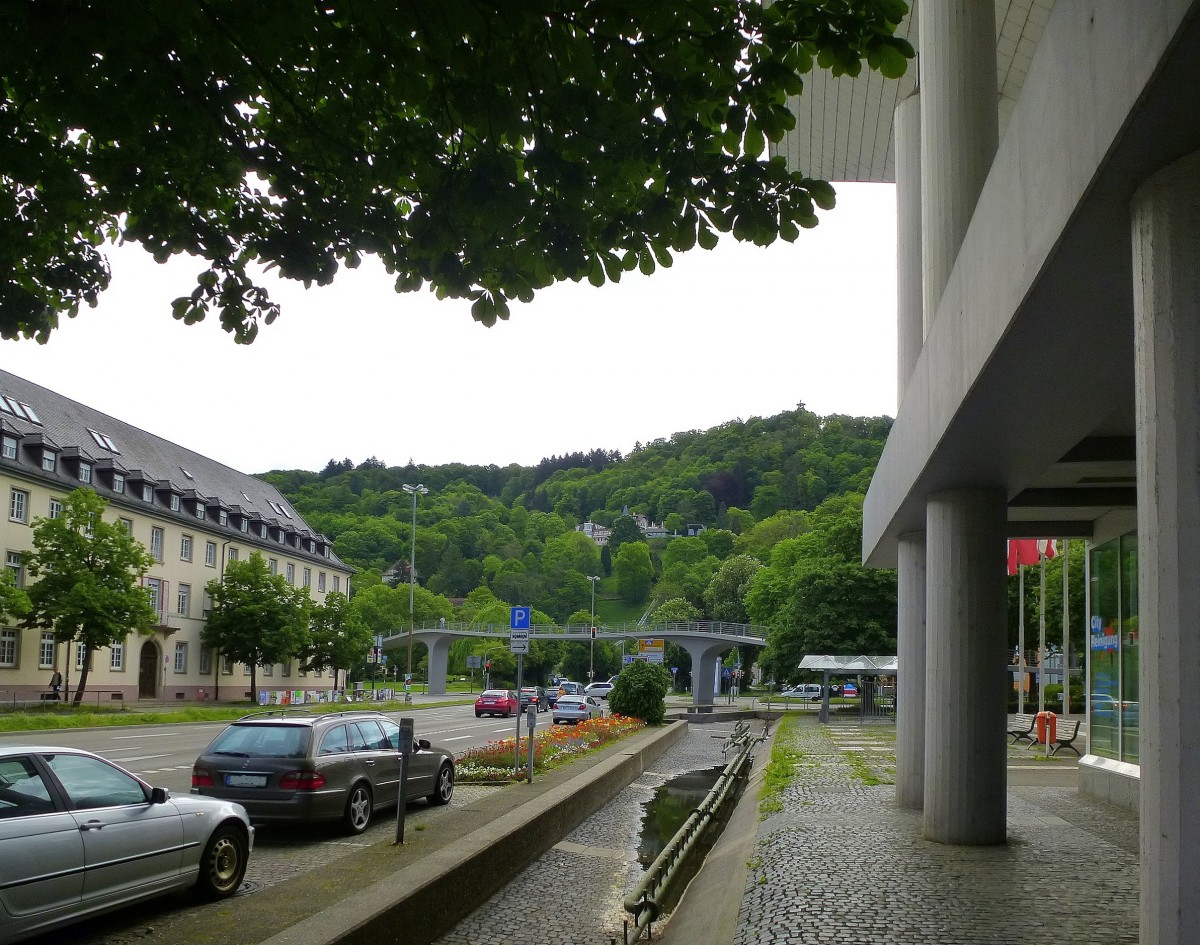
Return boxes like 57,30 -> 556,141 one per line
138,641 -> 159,698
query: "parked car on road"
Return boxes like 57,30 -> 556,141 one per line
780,684 -> 823,702
191,709 -> 454,835
553,695 -> 605,725
519,687 -> 548,712
557,680 -> 585,699
475,689 -> 519,717
1,745 -> 252,944
584,681 -> 614,700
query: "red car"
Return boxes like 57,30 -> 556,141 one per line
475,689 -> 519,717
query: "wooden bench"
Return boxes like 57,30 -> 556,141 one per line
1049,717 -> 1083,756
1008,713 -> 1038,744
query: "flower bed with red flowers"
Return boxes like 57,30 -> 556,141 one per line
456,713 -> 646,782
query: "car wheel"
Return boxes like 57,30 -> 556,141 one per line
194,823 -> 248,900
475,711 -> 482,717
428,763 -> 455,806
344,782 -> 373,835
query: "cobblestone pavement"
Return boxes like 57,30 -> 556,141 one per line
432,721 -> 747,945
734,716 -> 1139,945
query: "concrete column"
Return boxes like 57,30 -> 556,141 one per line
895,531 -> 927,810
424,634 -> 453,695
923,489 -> 1007,845
1131,148 -> 1200,945
920,1 -> 998,323
895,91 -> 924,403
679,640 -> 728,707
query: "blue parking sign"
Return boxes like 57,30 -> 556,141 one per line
510,606 -> 531,631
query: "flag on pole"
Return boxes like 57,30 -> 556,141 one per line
1007,539 -> 1057,575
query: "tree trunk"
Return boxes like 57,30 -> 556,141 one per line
249,664 -> 257,703
72,643 -> 91,707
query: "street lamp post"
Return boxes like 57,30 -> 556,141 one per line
586,575 -> 600,682
403,483 -> 428,705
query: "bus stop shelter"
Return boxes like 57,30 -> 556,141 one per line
798,655 -> 898,722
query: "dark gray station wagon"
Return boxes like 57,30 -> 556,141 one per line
191,710 -> 454,835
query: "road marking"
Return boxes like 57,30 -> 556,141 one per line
442,735 -> 473,741
112,753 -> 174,763
110,733 -> 179,739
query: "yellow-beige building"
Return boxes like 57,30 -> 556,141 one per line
0,368 -> 352,704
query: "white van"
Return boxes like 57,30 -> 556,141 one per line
781,683 -> 823,702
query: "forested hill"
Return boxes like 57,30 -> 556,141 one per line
259,405 -> 889,583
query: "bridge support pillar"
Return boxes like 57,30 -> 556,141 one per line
423,634 -> 453,695
678,640 -> 731,707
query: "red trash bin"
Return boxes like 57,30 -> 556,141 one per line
1035,710 -> 1057,744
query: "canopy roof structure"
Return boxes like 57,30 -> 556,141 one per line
798,655 -> 898,675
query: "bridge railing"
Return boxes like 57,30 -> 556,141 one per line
385,620 -> 768,641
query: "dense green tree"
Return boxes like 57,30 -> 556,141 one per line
700,528 -> 736,559
607,514 -> 646,561
661,536 -> 709,570
704,554 -> 763,623
651,598 -> 703,623
23,489 -> 157,705
615,542 -> 654,606
203,552 -> 312,702
302,591 -> 372,689
734,510 -> 810,561
0,569 -> 30,624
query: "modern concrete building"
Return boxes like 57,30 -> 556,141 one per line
774,2 -> 1200,942
0,369 -> 352,703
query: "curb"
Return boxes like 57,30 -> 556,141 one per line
260,719 -> 688,945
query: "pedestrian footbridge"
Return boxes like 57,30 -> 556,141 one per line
380,621 -> 767,707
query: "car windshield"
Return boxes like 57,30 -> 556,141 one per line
481,690 -> 508,698
208,723 -> 310,759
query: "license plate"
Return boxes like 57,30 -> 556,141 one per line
224,773 -> 267,788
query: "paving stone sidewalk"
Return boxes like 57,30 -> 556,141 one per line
734,717 -> 1139,945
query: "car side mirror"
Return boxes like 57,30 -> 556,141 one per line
151,787 -> 170,804
417,738 -> 430,751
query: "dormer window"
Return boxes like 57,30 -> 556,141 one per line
112,473 -> 125,494
169,494 -> 180,512
79,462 -> 92,484
40,450 -> 56,473
258,523 -> 268,539
239,517 -> 249,533
195,503 -> 206,520
1,435 -> 16,460
218,510 -> 228,527
142,484 -> 154,502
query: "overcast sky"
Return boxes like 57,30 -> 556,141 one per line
6,182 -> 898,475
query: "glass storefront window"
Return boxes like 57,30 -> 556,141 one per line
1088,532 -> 1140,763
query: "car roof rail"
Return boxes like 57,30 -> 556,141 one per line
235,707 -> 321,721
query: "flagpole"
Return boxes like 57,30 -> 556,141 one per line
1018,565 -> 1026,715
1062,540 -> 1070,716
1038,546 -> 1047,725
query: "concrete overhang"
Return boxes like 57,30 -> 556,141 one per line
857,1 -> 1200,566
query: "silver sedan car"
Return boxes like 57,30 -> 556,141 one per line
0,746 -> 253,945
552,695 -> 605,725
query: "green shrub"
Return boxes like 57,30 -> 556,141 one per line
608,661 -> 672,724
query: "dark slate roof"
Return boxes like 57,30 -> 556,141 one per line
0,369 -> 347,571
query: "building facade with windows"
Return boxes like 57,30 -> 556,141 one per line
771,2 -> 1200,942
0,369 -> 352,702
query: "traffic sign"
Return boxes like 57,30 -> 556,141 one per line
510,624 -> 530,655
510,606 -> 531,630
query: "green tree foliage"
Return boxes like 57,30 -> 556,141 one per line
23,489 -> 157,704
0,569 -> 30,623
704,554 -> 764,623
651,598 -> 703,623
606,514 -> 646,561
302,592 -> 372,688
615,542 -> 654,606
609,661 -> 672,724
203,552 -> 312,702
1,2 -> 912,343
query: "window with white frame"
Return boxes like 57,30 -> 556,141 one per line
281,660 -> 291,677
239,518 -> 249,533
79,462 -> 92,484
9,488 -> 28,523
149,526 -> 163,562
201,591 -> 212,618
194,503 -> 205,519
41,450 -> 56,473
333,575 -> 340,594
259,523 -> 267,538
243,663 -> 251,675
75,643 -> 87,671
169,494 -> 180,512
199,648 -> 212,675
6,551 -> 23,588
228,547 -> 238,562
180,534 -> 192,561
39,633 -> 55,668
112,473 -> 125,494
318,572 -> 326,593
1,434 -> 16,459
219,510 -> 228,527
110,641 -> 124,670
118,517 -> 132,534
286,563 -> 295,584
268,558 -> 278,575
145,577 -> 162,616
262,662 -> 273,677
174,642 -> 187,673
0,629 -> 16,667
177,583 -> 190,617
205,541 -> 216,567
222,654 -> 233,674
302,568 -> 311,589
48,497 -> 62,519
142,484 -> 153,502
